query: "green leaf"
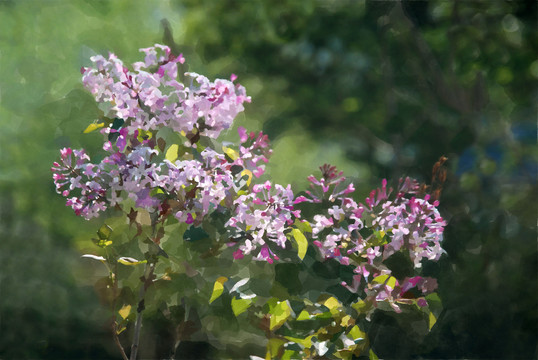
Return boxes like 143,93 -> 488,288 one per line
266,338 -> 286,360
322,296 -> 341,315
352,299 -> 372,314
369,349 -> 379,360
83,122 -> 104,133
183,226 -> 209,242
110,118 -> 125,130
222,145 -> 239,161
209,276 -> 228,304
97,224 -> 113,240
269,300 -> 292,331
372,274 -> 397,289
241,169 -> 252,187
291,228 -> 308,260
294,219 -> 312,234
348,325 -> 366,341
231,297 -> 253,316
118,304 -> 131,320
137,129 -> 153,143
429,311 -> 437,330
117,257 -> 147,266
296,309 -> 311,321
165,144 -> 179,162
81,254 -> 106,262
284,335 -> 312,348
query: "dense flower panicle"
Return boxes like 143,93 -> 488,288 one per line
232,127 -> 273,178
226,181 -> 300,263
51,148 -> 107,219
82,45 -> 250,141
300,165 -> 446,310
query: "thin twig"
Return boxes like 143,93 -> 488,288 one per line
113,322 -> 129,360
110,259 -> 129,360
130,261 -> 155,360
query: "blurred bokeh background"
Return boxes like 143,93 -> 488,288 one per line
0,0 -> 536,358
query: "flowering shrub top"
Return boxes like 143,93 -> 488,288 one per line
52,44 -> 446,360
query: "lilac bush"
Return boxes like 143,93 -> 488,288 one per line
52,44 -> 446,359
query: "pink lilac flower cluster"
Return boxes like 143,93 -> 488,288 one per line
53,45 -> 300,264
296,165 -> 446,311
51,148 -> 107,219
82,45 -> 250,139
226,181 -> 300,263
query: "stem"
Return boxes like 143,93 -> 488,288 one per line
109,260 -> 129,360
113,322 -> 129,360
130,261 -> 155,360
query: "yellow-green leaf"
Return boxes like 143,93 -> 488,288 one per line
222,146 -> 239,161
209,276 -> 228,304
372,274 -> 397,289
291,228 -> 308,260
137,129 -> 153,143
266,338 -> 286,360
118,304 -> 131,320
269,300 -> 292,331
352,299 -> 372,314
349,325 -> 366,341
118,257 -> 147,266
231,297 -> 252,316
429,311 -> 437,330
165,144 -> 179,162
369,349 -> 379,360
284,335 -> 313,348
323,296 -> 341,315
241,169 -> 253,186
83,122 -> 104,133
116,324 -> 127,335
340,315 -> 352,327
296,309 -> 311,321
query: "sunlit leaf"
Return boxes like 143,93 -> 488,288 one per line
117,257 -> 147,266
352,299 -> 372,314
296,309 -> 311,321
291,228 -> 308,260
348,325 -> 366,341
320,296 -> 342,316
222,145 -> 239,161
136,129 -> 153,143
83,122 -> 104,133
369,349 -> 379,360
241,169 -> 252,186
340,315 -> 352,327
269,300 -> 292,331
265,338 -> 286,360
231,297 -> 252,316
429,311 -> 437,330
165,144 -> 179,162
284,335 -> 312,348
81,254 -> 106,262
209,276 -> 228,304
116,324 -> 127,335
118,304 -> 131,320
372,274 -> 397,289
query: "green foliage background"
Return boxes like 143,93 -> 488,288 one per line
0,0 -> 536,358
